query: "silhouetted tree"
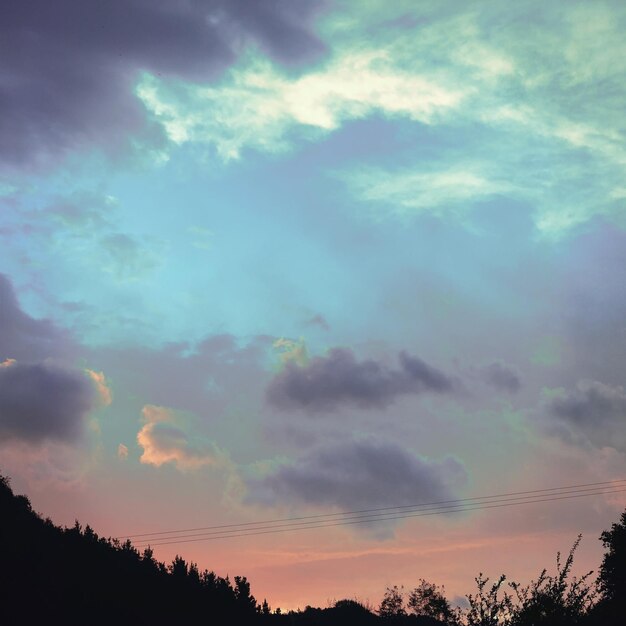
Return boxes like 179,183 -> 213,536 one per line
379,585 -> 406,620
408,579 -> 458,623
588,508 -> 626,625
234,575 -> 258,615
597,509 -> 626,601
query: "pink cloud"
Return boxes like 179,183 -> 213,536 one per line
137,404 -> 226,471
86,369 -> 112,406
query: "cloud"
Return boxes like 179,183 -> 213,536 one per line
547,380 -> 626,451
91,334 -> 272,432
85,369 -> 112,406
329,5 -> 624,234
117,443 -> 129,461
46,192 -> 117,233
0,273 -> 73,362
0,0 -> 326,170
340,166 -> 509,220
556,226 -> 626,386
137,404 -> 226,471
273,337 -> 308,366
0,274 -> 107,447
99,233 -> 164,281
188,226 -> 214,251
0,438 -> 100,492
305,314 -> 330,331
0,359 -> 96,444
246,437 -> 466,512
266,347 -> 455,412
137,48 -> 464,160
26,192 -> 166,285
479,362 -> 521,394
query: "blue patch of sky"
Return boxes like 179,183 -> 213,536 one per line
2,97 -> 620,361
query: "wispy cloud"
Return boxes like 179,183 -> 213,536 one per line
85,369 -> 112,406
135,1 -> 626,235
137,48 -> 465,160
339,166 -> 508,220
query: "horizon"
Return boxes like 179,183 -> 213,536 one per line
1,0 -> 626,612
2,471 -> 624,613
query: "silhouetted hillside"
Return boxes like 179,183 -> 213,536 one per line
1,474 -> 625,625
0,474 -> 262,625
0,474 -> 390,625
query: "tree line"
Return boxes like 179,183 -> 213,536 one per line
0,473 -> 624,625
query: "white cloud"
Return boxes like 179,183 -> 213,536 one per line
137,48 -> 465,161
135,1 -> 626,235
340,166 -> 509,219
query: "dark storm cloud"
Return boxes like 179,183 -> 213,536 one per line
247,438 -> 466,511
547,380 -> 626,450
0,0 -> 326,169
266,348 -> 455,412
0,274 -> 73,362
480,361 -> 521,393
0,361 -> 96,444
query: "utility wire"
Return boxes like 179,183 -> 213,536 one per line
123,478 -> 626,539
124,480 -> 626,548
133,487 -> 626,548
132,484 -> 625,544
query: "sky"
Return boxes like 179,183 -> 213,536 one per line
1,0 -> 626,611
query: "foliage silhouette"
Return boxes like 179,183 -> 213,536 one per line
0,473 -> 253,624
2,472 -> 626,625
408,579 -> 459,624
379,585 -> 407,620
464,574 -> 514,626
587,508 -> 626,625
508,535 -> 596,626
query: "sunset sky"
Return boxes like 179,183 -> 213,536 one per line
2,0 -> 626,611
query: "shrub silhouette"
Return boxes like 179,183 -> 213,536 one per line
508,535 -> 595,626
464,574 -> 513,626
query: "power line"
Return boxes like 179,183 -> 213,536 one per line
133,485 -> 626,545
123,479 -> 626,548
132,483 -> 625,544
122,478 -> 626,539
133,487 -> 626,548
